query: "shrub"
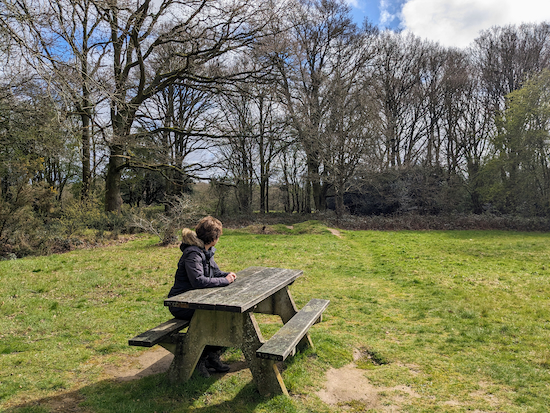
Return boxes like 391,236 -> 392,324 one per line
335,166 -> 468,216
0,184 -> 53,258
55,196 -> 134,235
0,186 -> 138,258
129,194 -> 202,245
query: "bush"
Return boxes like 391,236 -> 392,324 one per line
0,186 -> 137,259
129,194 -> 202,245
323,212 -> 550,231
55,197 -> 133,234
333,166 -> 468,216
0,184 -> 53,258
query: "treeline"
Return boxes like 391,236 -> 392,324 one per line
1,0 -> 550,256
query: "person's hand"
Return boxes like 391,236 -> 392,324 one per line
226,272 -> 237,283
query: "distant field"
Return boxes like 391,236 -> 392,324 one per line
1,222 -> 549,412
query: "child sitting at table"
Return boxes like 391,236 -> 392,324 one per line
167,216 -> 237,378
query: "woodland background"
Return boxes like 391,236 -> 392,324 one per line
2,0 -> 550,258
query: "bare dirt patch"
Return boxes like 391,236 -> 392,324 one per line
316,349 -> 420,411
104,347 -> 174,381
327,228 -> 342,238
11,393 -> 92,413
105,347 -> 251,382
38,393 -> 90,413
468,381 -> 502,408
317,363 -> 380,407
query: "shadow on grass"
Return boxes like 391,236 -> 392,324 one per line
5,360 -> 268,413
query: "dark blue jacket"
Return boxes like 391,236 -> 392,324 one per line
168,244 -> 229,298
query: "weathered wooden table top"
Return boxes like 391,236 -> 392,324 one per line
164,266 -> 303,313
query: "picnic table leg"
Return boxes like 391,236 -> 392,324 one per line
167,310 -> 233,383
240,312 -> 288,397
256,287 -> 314,352
167,310 -> 288,396
167,321 -> 203,383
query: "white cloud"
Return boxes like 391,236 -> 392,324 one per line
401,0 -> 550,48
379,0 -> 396,26
344,0 -> 360,8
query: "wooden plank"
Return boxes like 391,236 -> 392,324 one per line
166,266 -> 268,309
164,267 -> 303,313
128,318 -> 189,347
219,267 -> 302,311
256,299 -> 330,361
166,267 -> 297,312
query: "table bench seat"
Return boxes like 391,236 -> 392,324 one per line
129,318 -> 189,347
256,298 -> 330,361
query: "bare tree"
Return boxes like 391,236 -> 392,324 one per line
272,0 -> 372,212
279,142 -> 308,213
2,0 -> 279,211
253,87 -> 290,213
99,0 -> 278,212
320,21 -> 376,217
216,88 -> 256,213
371,31 -> 434,168
422,43 -> 449,167
135,82 -> 218,205
473,23 -> 550,111
217,76 -> 290,214
1,0 -> 109,199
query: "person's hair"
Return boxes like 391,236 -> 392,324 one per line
195,216 -> 223,245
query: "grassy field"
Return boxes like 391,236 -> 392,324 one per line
1,221 -> 550,412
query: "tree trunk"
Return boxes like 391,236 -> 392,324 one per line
467,160 -> 483,214
307,155 -> 327,212
259,177 -> 266,214
335,184 -> 345,219
81,110 -> 91,200
105,144 -> 124,212
80,14 -> 92,201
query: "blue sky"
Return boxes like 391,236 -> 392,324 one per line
347,0 -> 550,48
349,0 -> 405,31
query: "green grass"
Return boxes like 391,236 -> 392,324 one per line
2,225 -> 550,412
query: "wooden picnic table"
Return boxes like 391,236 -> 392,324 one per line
155,266 -> 329,396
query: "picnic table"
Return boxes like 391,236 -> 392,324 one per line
129,266 -> 329,396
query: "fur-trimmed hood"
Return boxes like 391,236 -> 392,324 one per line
180,228 -> 205,251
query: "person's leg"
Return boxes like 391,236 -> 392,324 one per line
204,346 -> 230,372
169,307 -> 194,320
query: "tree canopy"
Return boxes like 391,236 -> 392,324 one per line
1,0 -> 550,227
